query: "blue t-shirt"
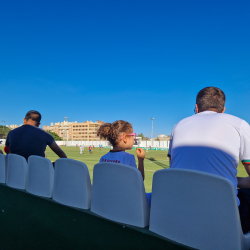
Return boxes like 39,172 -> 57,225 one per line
6,125 -> 54,160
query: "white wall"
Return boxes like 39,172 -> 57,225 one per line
56,140 -> 169,148
140,140 -> 169,148
0,139 -> 6,146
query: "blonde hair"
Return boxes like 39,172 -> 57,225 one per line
97,120 -> 132,146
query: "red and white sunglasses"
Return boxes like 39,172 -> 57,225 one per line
121,133 -> 137,140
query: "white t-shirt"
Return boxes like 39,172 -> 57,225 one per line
168,111 -> 250,205
99,151 -> 137,169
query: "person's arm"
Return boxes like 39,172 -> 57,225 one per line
237,176 -> 250,189
244,163 -> 250,176
237,163 -> 250,188
49,141 -> 67,158
0,150 -> 3,154
136,148 -> 145,181
4,146 -> 9,154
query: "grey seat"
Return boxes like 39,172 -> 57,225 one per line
91,163 -> 149,228
6,154 -> 28,189
0,154 -> 6,183
26,156 -> 54,198
149,168 -> 250,250
52,158 -> 92,209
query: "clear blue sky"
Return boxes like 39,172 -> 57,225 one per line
1,0 -> 250,138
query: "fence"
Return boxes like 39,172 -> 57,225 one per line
55,140 -> 169,148
0,139 -> 169,149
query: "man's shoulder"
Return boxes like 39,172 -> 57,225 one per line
178,112 -> 244,123
24,125 -> 54,139
7,125 -> 25,136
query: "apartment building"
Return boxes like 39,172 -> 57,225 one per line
6,124 -> 22,130
43,118 -> 104,141
157,134 -> 171,141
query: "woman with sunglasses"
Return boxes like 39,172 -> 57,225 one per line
97,120 -> 145,180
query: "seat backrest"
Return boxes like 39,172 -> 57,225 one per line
52,158 -> 92,209
91,163 -> 149,228
6,154 -> 28,189
149,169 -> 244,250
0,154 -> 6,183
26,156 -> 54,198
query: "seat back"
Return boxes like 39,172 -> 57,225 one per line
26,156 -> 54,198
0,154 -> 6,183
149,169 -> 244,250
6,154 -> 28,189
91,163 -> 149,228
52,158 -> 92,209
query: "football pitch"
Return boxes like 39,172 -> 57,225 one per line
45,146 -> 248,193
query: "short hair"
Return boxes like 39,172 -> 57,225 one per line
25,110 -> 42,126
196,87 -> 226,113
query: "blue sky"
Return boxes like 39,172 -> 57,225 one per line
1,0 -> 250,138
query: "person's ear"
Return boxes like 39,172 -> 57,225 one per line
222,107 -> 226,113
23,118 -> 27,124
123,136 -> 127,143
195,104 -> 199,114
121,133 -> 127,143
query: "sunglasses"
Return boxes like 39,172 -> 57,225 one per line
121,133 -> 137,140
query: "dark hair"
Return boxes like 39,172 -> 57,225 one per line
25,110 -> 42,126
97,120 -> 132,146
196,87 -> 226,113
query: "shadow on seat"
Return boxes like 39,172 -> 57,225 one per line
26,155 -> 54,198
0,154 -> 6,183
52,158 -> 92,209
149,168 -> 250,250
6,154 -> 28,189
91,163 -> 149,228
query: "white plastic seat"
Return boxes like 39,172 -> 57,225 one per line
6,154 -> 28,189
26,156 -> 54,198
0,154 -> 6,183
149,168 -> 250,250
52,158 -> 92,209
91,163 -> 149,228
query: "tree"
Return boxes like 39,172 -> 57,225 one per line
47,131 -> 62,141
137,133 -> 144,139
137,133 -> 149,141
0,126 -> 11,139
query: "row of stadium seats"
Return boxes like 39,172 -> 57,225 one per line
0,153 -> 250,250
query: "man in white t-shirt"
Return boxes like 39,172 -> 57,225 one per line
168,87 -> 250,233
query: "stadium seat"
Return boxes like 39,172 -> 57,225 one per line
0,154 -> 6,183
6,154 -> 28,189
52,158 -> 92,209
91,163 -> 149,228
26,156 -> 54,198
149,169 -> 250,250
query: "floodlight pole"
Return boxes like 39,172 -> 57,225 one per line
151,118 -> 154,147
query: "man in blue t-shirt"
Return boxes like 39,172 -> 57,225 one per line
4,110 -> 67,160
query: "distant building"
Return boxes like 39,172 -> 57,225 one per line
157,134 -> 171,141
6,124 -> 22,130
43,118 -> 104,141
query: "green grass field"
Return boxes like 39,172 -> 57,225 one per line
44,146 -> 248,193
0,145 -> 247,192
